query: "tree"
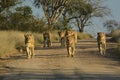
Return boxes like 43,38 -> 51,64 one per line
0,0 -> 21,13
15,6 -> 33,17
104,20 -> 119,32
34,0 -> 71,31
64,0 -> 110,32
0,0 -> 23,30
9,6 -> 34,31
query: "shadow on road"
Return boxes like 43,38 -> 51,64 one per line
0,68 -> 120,80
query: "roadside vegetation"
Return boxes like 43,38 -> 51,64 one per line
0,30 -> 92,57
0,0 -> 120,58
0,31 -> 42,57
106,29 -> 120,57
77,32 -> 93,40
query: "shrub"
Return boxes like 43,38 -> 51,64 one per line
109,29 -> 120,42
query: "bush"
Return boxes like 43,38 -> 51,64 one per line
109,29 -> 120,42
117,40 -> 120,56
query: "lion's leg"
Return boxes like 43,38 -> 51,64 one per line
26,47 -> 31,59
61,38 -> 64,46
102,43 -> 106,55
63,38 -> 66,46
98,44 -> 101,53
67,47 -> 69,57
67,47 -> 71,57
29,49 -> 32,58
99,44 -> 103,55
98,43 -> 102,55
71,47 -> 74,57
69,47 -> 72,57
71,46 -> 75,57
44,40 -> 47,47
31,47 -> 34,58
47,40 -> 50,47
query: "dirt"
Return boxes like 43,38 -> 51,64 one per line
0,39 -> 120,80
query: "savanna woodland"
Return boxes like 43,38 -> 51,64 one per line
0,0 -> 120,57
0,0 -> 120,80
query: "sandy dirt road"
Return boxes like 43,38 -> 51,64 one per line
0,39 -> 120,80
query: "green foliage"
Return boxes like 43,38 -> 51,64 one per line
0,5 -> 47,32
15,6 -> 33,16
64,0 -> 110,32
0,0 -> 21,13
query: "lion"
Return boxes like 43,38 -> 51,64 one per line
97,32 -> 106,56
24,33 -> 34,59
65,30 -> 77,57
58,30 -> 66,46
43,31 -> 52,47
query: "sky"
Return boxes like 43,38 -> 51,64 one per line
85,0 -> 120,37
22,0 -> 120,37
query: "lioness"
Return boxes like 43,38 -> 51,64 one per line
43,31 -> 52,47
97,32 -> 106,56
24,33 -> 34,59
58,30 -> 66,46
65,30 -> 77,57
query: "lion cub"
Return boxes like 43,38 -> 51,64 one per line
97,32 -> 106,56
24,33 -> 34,59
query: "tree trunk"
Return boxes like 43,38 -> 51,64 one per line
76,18 -> 84,33
80,26 -> 84,32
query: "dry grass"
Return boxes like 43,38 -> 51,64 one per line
0,31 -> 44,57
0,31 -> 24,57
0,30 -> 92,57
50,31 -> 59,42
0,31 -> 60,57
77,32 -> 93,40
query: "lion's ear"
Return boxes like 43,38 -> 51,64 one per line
24,33 -> 27,37
97,32 -> 100,35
